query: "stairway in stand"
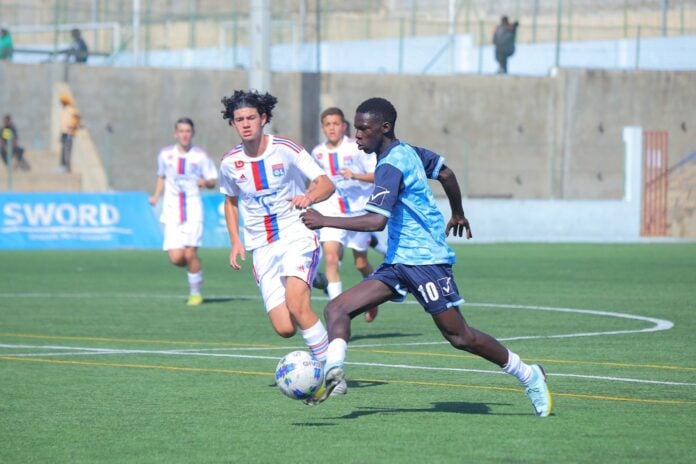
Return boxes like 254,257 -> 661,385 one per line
0,150 -> 83,192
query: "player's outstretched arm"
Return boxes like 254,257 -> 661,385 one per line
302,209 -> 386,232
438,165 -> 472,239
290,174 -> 335,209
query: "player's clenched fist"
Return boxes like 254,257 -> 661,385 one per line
300,208 -> 324,230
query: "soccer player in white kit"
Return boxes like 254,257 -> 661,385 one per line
149,117 -> 218,306
311,107 -> 380,322
218,90 -> 340,378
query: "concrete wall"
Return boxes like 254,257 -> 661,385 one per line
1,62 -> 694,202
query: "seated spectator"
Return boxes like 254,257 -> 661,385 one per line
1,114 -> 30,171
65,28 -> 88,63
0,29 -> 13,60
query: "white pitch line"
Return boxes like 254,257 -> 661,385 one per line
0,293 -> 675,342
2,343 -> 694,388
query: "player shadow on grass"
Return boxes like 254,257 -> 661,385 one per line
292,402 -> 519,426
335,402 -> 491,418
191,296 -> 255,304
332,401 -> 520,420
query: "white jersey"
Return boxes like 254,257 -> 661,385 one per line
310,136 -> 375,216
219,135 -> 326,251
156,144 -> 218,224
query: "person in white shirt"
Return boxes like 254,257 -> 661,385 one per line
218,90 -> 342,394
311,107 -> 380,322
149,117 -> 218,306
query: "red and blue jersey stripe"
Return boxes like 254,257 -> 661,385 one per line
338,196 -> 349,213
328,152 -> 341,176
177,157 -> 187,222
273,136 -> 302,153
251,160 -> 269,190
263,214 -> 280,243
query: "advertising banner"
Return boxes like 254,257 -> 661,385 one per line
0,192 -> 163,249
202,193 -> 232,248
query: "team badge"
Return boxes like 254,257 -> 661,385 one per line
272,163 -> 285,177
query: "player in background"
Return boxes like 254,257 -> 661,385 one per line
301,97 -> 553,416
149,117 -> 218,306
310,107 -> 379,323
218,90 -> 343,397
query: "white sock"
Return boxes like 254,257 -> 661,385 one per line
327,281 -> 343,300
502,350 -> 534,385
187,271 -> 203,295
325,338 -> 348,368
301,320 -> 329,363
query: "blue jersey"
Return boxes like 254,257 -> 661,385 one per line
364,140 -> 456,265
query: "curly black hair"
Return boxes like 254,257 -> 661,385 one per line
221,90 -> 278,124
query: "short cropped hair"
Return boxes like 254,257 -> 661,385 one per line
320,107 -> 345,122
174,117 -> 194,130
356,97 -> 397,128
221,90 -> 278,123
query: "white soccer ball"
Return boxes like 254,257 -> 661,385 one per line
275,350 -> 324,400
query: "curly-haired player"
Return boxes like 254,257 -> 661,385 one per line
218,90 -> 345,395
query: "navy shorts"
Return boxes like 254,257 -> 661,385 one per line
365,263 -> 465,315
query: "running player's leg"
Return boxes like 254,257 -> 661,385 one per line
182,222 -> 204,305
352,248 -> 379,322
305,278 -> 394,405
322,240 -> 344,300
402,263 -> 551,416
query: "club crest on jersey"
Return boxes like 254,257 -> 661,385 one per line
344,156 -> 353,165
272,163 -> 285,177
234,160 -> 244,169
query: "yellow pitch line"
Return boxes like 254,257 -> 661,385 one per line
0,356 -> 270,377
2,356 -> 694,406
354,348 -> 696,372
353,377 -> 696,405
0,332 -> 275,349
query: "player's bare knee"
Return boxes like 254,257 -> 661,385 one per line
444,330 -> 478,352
354,262 -> 370,275
274,326 -> 296,338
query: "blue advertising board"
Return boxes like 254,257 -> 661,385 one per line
0,192 -> 233,250
201,193 -> 232,248
0,192 -> 163,249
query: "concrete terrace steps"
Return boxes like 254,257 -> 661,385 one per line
0,150 -> 82,192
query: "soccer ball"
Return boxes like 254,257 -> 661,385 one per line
275,350 -> 324,400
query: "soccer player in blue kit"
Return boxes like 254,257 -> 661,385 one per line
300,97 -> 552,416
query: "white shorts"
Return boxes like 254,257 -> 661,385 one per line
252,233 -> 322,312
318,227 -> 372,252
162,221 -> 203,250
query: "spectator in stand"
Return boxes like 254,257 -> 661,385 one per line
1,114 -> 30,171
0,29 -> 13,60
65,28 -> 88,63
58,93 -> 80,173
492,16 -> 519,74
